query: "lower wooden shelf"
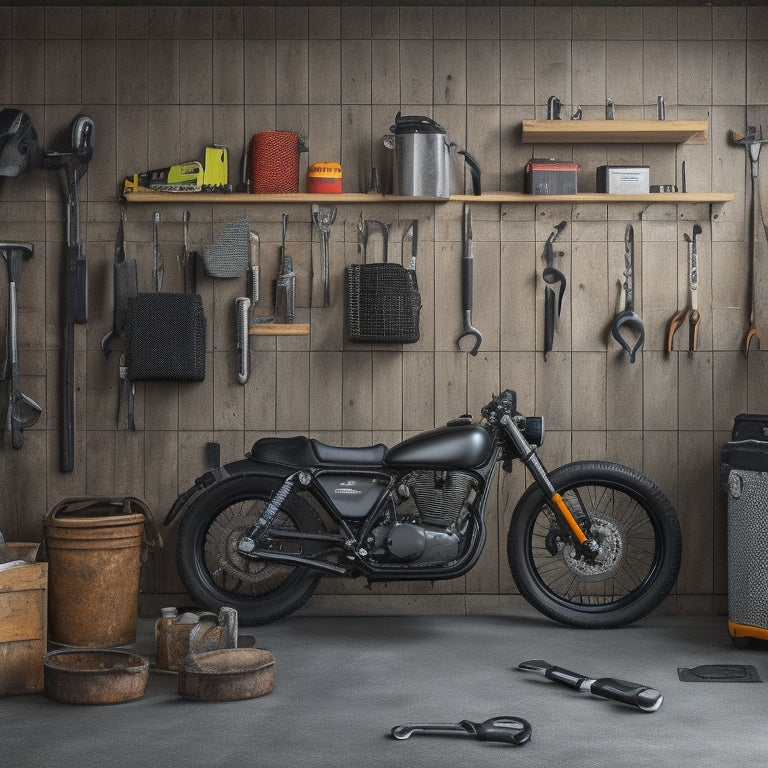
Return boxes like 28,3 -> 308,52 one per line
249,323 -> 310,336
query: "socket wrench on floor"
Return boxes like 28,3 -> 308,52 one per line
517,659 -> 663,712
391,716 -> 531,746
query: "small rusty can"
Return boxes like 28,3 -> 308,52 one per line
178,648 -> 275,701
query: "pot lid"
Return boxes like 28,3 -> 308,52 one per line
390,112 -> 446,135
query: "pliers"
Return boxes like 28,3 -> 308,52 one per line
665,224 -> 702,354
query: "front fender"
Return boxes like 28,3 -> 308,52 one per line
162,457 -> 295,526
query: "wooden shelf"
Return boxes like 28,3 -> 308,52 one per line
124,192 -> 445,204
249,323 -> 309,336
452,192 -> 733,203
521,119 -> 709,144
124,190 -> 732,205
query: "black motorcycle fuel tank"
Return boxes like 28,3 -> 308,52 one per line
384,424 -> 493,469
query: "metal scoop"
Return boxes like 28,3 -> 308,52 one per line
391,716 -> 531,746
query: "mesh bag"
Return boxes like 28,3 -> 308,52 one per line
344,262 -> 421,344
125,293 -> 206,381
251,131 -> 302,194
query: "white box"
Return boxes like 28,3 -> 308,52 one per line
596,166 -> 650,194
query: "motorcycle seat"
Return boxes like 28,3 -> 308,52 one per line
310,439 -> 387,466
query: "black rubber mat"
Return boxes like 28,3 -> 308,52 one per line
677,664 -> 762,682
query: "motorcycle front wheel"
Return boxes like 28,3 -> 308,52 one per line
176,476 -> 324,625
508,461 -> 682,628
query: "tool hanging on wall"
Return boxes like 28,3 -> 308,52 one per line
101,211 -> 138,358
541,221 -> 567,360
456,205 -> 482,355
311,203 -> 337,307
402,219 -> 418,271
42,113 -> 95,472
611,224 -> 645,363
275,213 -> 295,323
152,211 -> 163,291
665,224 -> 702,354
0,242 -> 42,449
729,126 -> 768,355
203,217 -> 250,278
235,296 -> 251,385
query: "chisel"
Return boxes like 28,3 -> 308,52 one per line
517,660 -> 663,712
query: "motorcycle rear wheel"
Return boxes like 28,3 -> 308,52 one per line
176,476 -> 324,625
508,461 -> 682,628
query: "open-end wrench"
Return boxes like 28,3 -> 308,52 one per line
456,204 -> 482,355
391,716 -> 531,746
611,224 -> 645,363
517,660 -> 662,712
729,126 -> 768,355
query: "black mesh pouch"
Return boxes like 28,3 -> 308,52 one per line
344,262 -> 421,344
125,293 -> 206,381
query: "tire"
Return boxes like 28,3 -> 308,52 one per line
507,461 -> 682,628
176,475 -> 325,625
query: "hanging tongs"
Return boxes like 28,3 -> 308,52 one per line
542,221 -> 567,360
611,224 -> 645,363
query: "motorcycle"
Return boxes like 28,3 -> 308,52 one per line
165,390 -> 682,629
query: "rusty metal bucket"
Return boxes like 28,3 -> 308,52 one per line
178,648 -> 275,701
44,497 -> 160,647
43,649 -> 149,705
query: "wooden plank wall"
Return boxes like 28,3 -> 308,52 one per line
0,3 -> 767,618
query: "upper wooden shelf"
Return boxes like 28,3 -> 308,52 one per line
124,191 -> 733,205
521,119 -> 709,144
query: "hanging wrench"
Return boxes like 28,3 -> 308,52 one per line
456,204 -> 482,355
611,224 -> 645,363
729,126 -> 768,355
0,243 -> 43,449
312,204 -> 337,306
665,224 -> 702,354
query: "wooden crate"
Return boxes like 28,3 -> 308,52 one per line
0,553 -> 47,696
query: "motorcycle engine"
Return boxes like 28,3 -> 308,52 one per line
368,470 -> 477,564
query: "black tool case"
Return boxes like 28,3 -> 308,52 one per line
344,261 -> 421,344
721,414 -> 768,644
125,293 -> 206,381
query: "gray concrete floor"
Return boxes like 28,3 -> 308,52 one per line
3,611 -> 768,768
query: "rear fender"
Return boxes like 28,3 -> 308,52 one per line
162,457 -> 294,526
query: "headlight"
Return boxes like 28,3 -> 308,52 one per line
522,416 -> 544,446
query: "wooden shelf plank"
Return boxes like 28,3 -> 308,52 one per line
124,190 -> 732,205
249,323 -> 310,336
452,192 -> 734,203
521,119 -> 709,144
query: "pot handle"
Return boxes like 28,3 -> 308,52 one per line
458,150 -> 482,196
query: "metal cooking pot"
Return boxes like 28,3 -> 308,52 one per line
384,113 -> 481,198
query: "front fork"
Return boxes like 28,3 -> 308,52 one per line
501,414 -> 599,559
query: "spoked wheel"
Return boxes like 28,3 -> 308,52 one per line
176,476 -> 325,625
508,461 -> 682,628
